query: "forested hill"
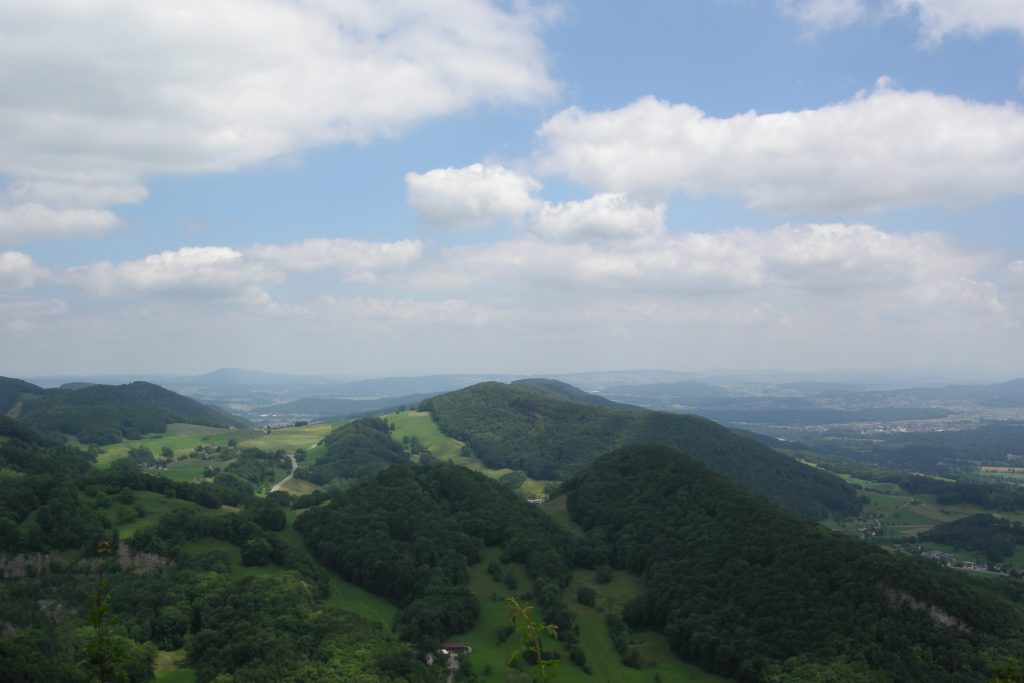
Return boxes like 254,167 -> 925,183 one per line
509,378 -> 638,409
421,381 -> 860,519
3,377 -> 249,444
0,376 -> 46,415
564,444 -> 1024,682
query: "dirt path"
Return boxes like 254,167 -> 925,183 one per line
270,452 -> 297,492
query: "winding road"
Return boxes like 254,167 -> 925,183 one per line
270,452 -> 297,493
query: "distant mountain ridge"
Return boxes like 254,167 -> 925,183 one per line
249,393 -> 439,422
0,376 -> 249,444
421,380 -> 860,520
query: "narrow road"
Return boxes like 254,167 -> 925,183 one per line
270,452 -> 297,493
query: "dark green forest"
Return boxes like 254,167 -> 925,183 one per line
296,464 -> 583,660
298,416 -> 409,487
921,514 -> 1024,563
7,379 -> 1024,683
0,417 -> 446,682
422,381 -> 861,520
564,444 -> 1024,682
1,377 -> 248,444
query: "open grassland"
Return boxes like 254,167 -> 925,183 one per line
154,649 -> 195,683
829,473 -> 987,538
96,422 -> 334,468
236,423 -> 336,452
279,476 -> 320,495
96,424 -> 256,465
821,474 -> 1024,569
454,548 -> 726,683
541,496 -> 585,537
109,491 -> 229,536
387,411 -> 553,498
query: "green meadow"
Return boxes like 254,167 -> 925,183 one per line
386,410 -> 553,498
96,422 -> 334,468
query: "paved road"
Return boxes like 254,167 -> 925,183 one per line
270,452 -> 297,493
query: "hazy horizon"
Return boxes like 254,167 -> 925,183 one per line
2,2 -> 1022,378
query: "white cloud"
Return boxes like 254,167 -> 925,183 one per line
0,203 -> 123,243
406,163 -> 542,229
889,0 -> 1024,41
777,0 -> 867,30
0,1 -> 554,185
247,238 -> 422,283
531,193 -> 665,242
4,180 -> 148,209
65,246 -> 281,297
0,251 -> 49,289
537,82 -> 1024,212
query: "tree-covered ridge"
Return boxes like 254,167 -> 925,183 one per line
0,417 -> 444,683
0,376 -> 46,415
296,463 -> 576,651
300,416 -> 409,486
189,573 -> 443,683
14,379 -> 249,444
920,513 -> 1024,563
510,377 -> 638,409
422,381 -> 860,519
564,444 -> 1024,682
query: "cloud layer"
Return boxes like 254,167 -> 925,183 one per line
0,0 -> 555,243
537,82 -> 1024,211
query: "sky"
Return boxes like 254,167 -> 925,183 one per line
1,0 -> 1023,378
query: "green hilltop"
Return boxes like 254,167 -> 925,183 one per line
422,380 -> 861,520
0,376 -> 249,444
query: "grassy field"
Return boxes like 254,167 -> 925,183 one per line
236,423 -> 336,452
110,490 -> 229,536
541,496 -> 585,537
154,650 -> 195,683
96,424 -> 257,465
452,548 -> 726,683
818,473 -> 1024,569
96,422 -> 334,468
386,411 -> 553,498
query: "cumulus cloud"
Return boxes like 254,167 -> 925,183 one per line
65,246 -> 281,297
0,1 -> 554,183
247,238 -> 422,282
531,193 -> 665,242
0,251 -> 49,289
406,163 -> 542,229
777,0 -> 867,31
0,203 -> 123,243
537,82 -> 1024,212
0,1 -> 555,243
889,0 -> 1024,41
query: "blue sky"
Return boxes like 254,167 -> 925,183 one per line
1,0 -> 1023,378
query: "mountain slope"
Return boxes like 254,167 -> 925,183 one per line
421,381 -> 860,519
250,392 -> 439,421
564,444 -> 1024,681
510,377 -> 638,409
0,376 -> 47,415
16,380 -> 249,444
